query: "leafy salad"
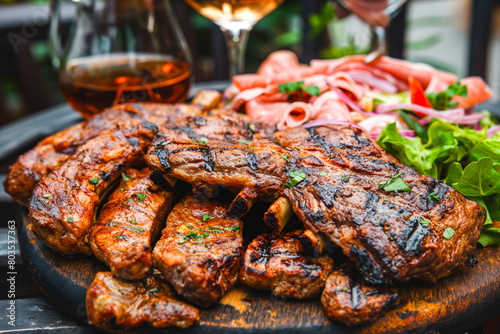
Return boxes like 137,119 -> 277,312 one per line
375,82 -> 500,247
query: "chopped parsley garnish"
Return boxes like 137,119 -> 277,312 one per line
177,231 -> 210,244
68,209 -> 72,213
278,80 -> 321,97
89,177 -> 99,184
121,173 -> 130,181
114,235 -> 126,240
240,141 -> 250,145
129,225 -> 143,233
250,145 -> 254,150
42,193 -> 51,198
225,225 -> 240,232
199,137 -> 209,143
288,169 -> 306,187
137,193 -> 146,201
201,214 -> 212,222
342,175 -> 350,181
67,217 -> 73,223
428,193 -> 441,203
147,286 -> 162,297
304,85 -> 321,96
420,219 -> 431,227
125,198 -> 132,205
248,124 -> 256,131
278,153 -> 290,162
426,81 -> 468,110
379,173 -> 411,192
341,287 -> 349,292
108,222 -> 114,227
443,227 -> 456,240
131,219 -> 137,224
319,171 -> 328,177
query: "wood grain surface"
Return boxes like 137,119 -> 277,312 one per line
18,206 -> 500,334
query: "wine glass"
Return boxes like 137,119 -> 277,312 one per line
335,0 -> 408,63
49,0 -> 193,120
184,0 -> 285,77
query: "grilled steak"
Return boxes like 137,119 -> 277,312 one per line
321,265 -> 398,326
29,121 -> 158,256
240,230 -> 334,299
153,193 -> 243,308
89,168 -> 176,280
86,272 -> 199,329
4,103 -> 203,206
145,124 -> 486,285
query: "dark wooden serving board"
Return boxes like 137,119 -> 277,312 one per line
18,206 -> 500,334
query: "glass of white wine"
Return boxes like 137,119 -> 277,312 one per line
184,0 -> 285,76
334,0 -> 408,62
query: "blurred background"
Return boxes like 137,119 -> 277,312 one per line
0,0 -> 499,126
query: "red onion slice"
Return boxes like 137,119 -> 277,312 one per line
302,119 -> 368,132
487,124 -> 500,137
347,71 -> 398,94
375,103 -> 485,125
326,83 -> 364,112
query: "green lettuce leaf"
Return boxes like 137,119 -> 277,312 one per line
377,119 -> 500,247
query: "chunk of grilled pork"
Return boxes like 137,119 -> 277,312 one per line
153,193 -> 243,308
86,272 -> 199,330
89,168 -> 176,280
145,124 -> 486,285
29,121 -> 158,256
321,264 -> 398,327
240,230 -> 334,299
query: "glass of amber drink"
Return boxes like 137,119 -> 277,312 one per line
50,0 -> 193,119
184,0 -> 284,77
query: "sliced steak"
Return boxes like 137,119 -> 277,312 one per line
89,168 -> 177,280
145,124 -> 486,284
86,272 -> 199,330
240,230 -> 334,299
321,265 -> 398,327
153,193 -> 243,308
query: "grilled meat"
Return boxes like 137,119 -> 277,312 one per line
86,272 -> 199,329
29,121 -> 158,256
153,193 -> 243,308
240,230 -> 334,299
145,124 -> 486,285
321,265 -> 398,326
4,103 -> 204,206
89,168 -> 176,280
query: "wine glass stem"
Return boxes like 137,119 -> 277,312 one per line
373,26 -> 386,52
220,26 -> 252,77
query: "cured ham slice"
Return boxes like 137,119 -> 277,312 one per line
277,102 -> 314,130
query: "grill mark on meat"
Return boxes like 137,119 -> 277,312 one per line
127,137 -> 139,148
246,152 -> 258,170
240,231 -> 334,299
140,121 -> 158,132
350,246 -> 386,285
201,147 -> 216,172
321,264 -> 398,326
404,219 -> 429,253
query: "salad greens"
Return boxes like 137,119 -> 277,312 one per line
377,118 -> 500,246
426,81 -> 468,110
